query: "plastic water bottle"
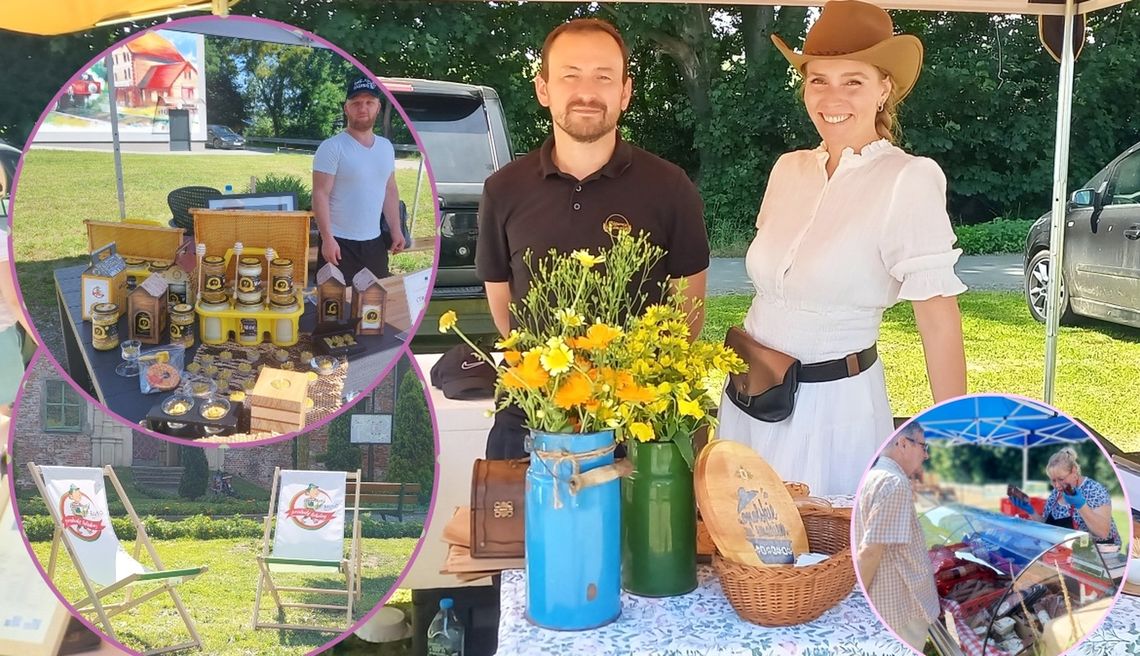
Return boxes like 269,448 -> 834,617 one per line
426,598 -> 464,656
224,184 -> 233,194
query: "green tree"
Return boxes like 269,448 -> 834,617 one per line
386,372 -> 434,503
178,446 -> 210,500
324,412 -> 362,472
204,36 -> 249,130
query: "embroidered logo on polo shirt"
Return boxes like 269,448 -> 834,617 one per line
603,214 -> 631,237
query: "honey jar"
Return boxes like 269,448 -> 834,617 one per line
91,302 -> 120,351
169,303 -> 196,348
201,256 -> 227,304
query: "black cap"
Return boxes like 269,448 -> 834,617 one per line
430,343 -> 496,400
346,76 -> 382,101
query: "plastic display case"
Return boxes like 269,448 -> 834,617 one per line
920,503 -> 1121,655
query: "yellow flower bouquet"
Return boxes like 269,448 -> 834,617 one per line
609,285 -> 745,469
439,231 -> 668,434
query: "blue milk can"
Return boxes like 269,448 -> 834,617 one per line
525,429 -> 621,630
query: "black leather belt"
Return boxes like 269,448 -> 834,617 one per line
797,344 -> 878,384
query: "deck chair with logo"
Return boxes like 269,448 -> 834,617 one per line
27,464 -> 206,654
252,468 -> 363,632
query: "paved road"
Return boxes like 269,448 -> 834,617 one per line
707,254 -> 1023,296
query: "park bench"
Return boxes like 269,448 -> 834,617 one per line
346,481 -> 424,522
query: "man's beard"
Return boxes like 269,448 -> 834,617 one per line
347,113 -> 377,131
554,102 -> 618,143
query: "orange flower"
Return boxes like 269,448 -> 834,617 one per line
503,350 -> 522,366
573,323 -> 622,350
616,383 -> 657,404
553,372 -> 593,409
501,351 -> 549,390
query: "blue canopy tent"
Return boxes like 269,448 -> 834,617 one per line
918,396 -> 1090,489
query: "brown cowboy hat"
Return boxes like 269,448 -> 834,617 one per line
772,0 -> 923,104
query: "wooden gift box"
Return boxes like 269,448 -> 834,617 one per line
128,274 -> 169,345
80,243 -> 127,321
190,209 -> 312,284
316,263 -> 347,324
249,367 -> 309,434
351,268 -> 387,335
86,219 -> 184,265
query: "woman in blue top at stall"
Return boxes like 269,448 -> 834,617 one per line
1011,447 -> 1120,545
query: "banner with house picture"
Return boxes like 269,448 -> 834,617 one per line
37,30 -> 207,143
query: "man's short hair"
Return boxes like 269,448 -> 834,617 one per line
539,18 -> 630,81
895,422 -> 925,447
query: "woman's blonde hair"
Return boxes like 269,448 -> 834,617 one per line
874,67 -> 900,144
1046,446 -> 1081,478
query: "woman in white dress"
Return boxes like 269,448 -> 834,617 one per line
719,0 -> 967,496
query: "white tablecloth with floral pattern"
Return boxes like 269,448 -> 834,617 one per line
497,570 -> 1140,655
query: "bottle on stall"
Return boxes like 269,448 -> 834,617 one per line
426,598 -> 464,656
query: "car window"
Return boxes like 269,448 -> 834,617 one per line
1109,151 -> 1140,205
392,93 -> 495,184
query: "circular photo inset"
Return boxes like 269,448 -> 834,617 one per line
854,393 -> 1131,656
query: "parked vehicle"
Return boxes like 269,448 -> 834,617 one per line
1024,141 -> 1140,329
379,78 -> 515,350
206,124 -> 245,149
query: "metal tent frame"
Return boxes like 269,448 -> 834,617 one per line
919,395 -> 1091,487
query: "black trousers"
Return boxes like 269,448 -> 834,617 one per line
316,233 -> 390,283
485,402 -> 528,460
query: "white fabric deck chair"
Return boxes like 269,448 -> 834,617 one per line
28,464 -> 206,654
252,468 -> 363,632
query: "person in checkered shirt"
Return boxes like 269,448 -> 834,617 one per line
854,422 -> 939,653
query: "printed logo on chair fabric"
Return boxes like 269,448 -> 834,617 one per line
285,483 -> 339,530
59,485 -> 107,542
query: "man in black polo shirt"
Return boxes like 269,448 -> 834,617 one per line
476,18 -> 711,459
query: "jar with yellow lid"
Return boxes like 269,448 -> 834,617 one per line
169,303 -> 196,348
91,303 -> 121,351
201,256 -> 227,304
269,258 -> 294,300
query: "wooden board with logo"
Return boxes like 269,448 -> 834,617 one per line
694,440 -> 808,567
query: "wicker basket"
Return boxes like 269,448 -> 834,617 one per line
191,209 -> 313,284
713,507 -> 855,627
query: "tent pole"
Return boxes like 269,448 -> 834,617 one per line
1043,0 -> 1078,403
106,53 -> 126,220
1023,445 -> 1029,490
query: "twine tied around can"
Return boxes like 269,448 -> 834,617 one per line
532,443 -> 632,509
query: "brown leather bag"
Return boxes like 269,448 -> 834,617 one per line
724,326 -> 800,422
470,458 -> 527,559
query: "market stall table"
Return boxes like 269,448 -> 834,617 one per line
497,567 -> 910,655
55,264 -> 402,427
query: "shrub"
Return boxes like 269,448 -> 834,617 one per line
178,446 -> 210,500
953,218 -> 1034,256
21,514 -> 423,542
249,173 -> 312,211
323,413 -> 362,472
386,373 -> 435,504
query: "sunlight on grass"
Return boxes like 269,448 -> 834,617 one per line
30,536 -> 417,656
701,292 -> 1140,447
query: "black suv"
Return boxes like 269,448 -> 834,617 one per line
1024,141 -> 1140,329
380,78 -> 514,350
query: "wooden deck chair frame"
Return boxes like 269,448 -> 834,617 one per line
27,463 -> 206,655
252,467 -> 363,632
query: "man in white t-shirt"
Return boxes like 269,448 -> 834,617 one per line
312,76 -> 406,282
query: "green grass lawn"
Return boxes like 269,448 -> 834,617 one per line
11,148 -> 438,359
31,536 -> 417,655
702,291 -> 1140,449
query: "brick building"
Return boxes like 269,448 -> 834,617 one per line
12,356 -> 413,491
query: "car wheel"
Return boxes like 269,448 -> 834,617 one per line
1025,249 -> 1074,324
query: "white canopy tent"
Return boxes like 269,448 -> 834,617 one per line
8,0 -> 1131,402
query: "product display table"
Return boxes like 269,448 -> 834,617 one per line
498,569 -> 1138,655
54,264 -> 401,426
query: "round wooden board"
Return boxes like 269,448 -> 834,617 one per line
694,440 -> 809,567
